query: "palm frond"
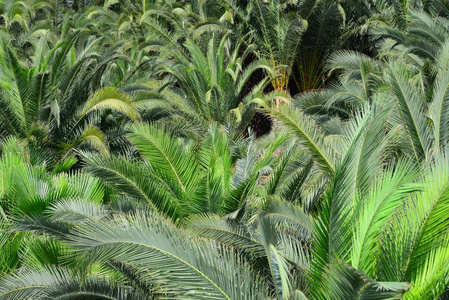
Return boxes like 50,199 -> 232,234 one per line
387,63 -> 433,159
271,105 -> 336,173
78,87 -> 140,122
0,267 -> 148,300
82,152 -> 185,219
127,123 -> 201,203
68,211 -> 270,299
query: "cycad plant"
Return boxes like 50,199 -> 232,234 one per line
83,121 -> 288,220
3,1 -> 449,299
226,0 -> 307,93
155,33 -> 276,135
0,30 -> 140,168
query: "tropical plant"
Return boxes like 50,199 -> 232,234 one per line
0,29 -> 142,168
152,33 -> 277,136
2,1 -> 449,299
225,0 -> 308,93
83,122 -> 289,220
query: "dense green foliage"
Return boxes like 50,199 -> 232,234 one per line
2,0 -> 449,299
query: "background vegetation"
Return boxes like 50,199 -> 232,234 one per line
1,0 -> 449,298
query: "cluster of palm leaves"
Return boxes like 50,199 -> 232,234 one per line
2,0 -> 449,299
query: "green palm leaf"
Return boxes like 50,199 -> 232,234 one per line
78,87 -> 140,122
0,267 -> 148,300
68,211 -> 270,299
387,63 -> 433,159
272,105 -> 336,173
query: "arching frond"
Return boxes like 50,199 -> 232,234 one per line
68,211 -> 270,299
0,267 -> 148,300
78,87 -> 140,122
271,105 -> 336,174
